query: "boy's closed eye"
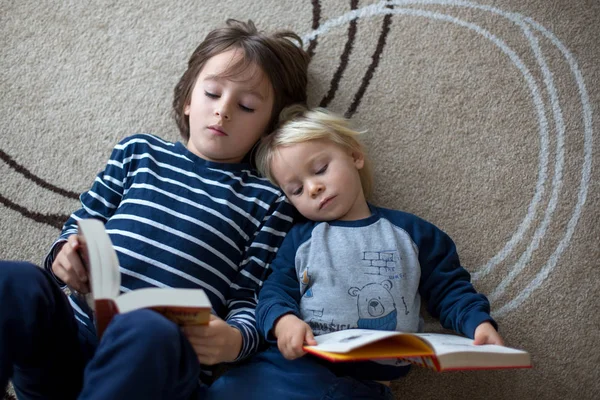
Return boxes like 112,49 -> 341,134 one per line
239,104 -> 255,112
203,91 -> 255,113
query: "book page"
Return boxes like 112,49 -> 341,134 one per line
308,329 -> 424,353
77,219 -> 121,300
415,333 -> 528,356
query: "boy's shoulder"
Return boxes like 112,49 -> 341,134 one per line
109,134 -> 179,159
116,133 -> 175,149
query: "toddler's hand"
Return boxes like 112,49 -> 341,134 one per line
52,234 -> 90,293
473,321 -> 504,346
273,314 -> 317,360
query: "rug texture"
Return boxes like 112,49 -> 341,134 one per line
1,1 -> 598,399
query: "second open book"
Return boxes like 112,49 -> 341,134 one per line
304,329 -> 532,372
77,219 -> 212,338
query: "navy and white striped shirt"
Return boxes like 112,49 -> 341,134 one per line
44,133 -> 295,366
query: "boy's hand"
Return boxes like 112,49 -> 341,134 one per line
182,314 -> 242,365
51,234 -> 90,293
473,321 -> 504,346
273,314 -> 317,360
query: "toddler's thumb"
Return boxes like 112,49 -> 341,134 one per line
305,329 -> 317,346
473,336 -> 486,345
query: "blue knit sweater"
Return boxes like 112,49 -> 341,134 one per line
44,133 -> 296,378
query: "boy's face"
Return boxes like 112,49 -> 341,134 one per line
271,139 -> 370,221
185,48 -> 274,163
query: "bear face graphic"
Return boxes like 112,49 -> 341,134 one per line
348,280 -> 397,330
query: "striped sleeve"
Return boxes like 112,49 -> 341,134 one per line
43,136 -> 132,274
225,195 -> 296,360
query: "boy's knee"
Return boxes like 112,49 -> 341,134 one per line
106,309 -> 181,347
0,261 -> 43,283
0,261 -> 51,297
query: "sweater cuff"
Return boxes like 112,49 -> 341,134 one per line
462,311 -> 498,339
227,318 -> 258,362
261,304 -> 299,344
43,240 -> 68,288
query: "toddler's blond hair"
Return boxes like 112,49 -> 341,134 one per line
255,105 -> 373,199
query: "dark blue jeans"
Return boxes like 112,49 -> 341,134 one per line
1,261 -> 393,399
206,346 -> 395,400
0,261 -> 205,400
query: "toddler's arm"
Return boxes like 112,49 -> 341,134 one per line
413,216 -> 498,338
256,223 -> 310,344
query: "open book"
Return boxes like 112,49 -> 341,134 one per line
303,329 -> 531,372
77,219 -> 212,338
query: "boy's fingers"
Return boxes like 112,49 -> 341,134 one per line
67,251 -> 88,284
56,265 -> 88,293
67,234 -> 80,249
52,261 -> 69,283
56,237 -> 83,279
182,325 -> 208,338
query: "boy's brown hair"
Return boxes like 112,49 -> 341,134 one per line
172,19 -> 310,141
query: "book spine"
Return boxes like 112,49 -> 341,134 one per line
95,299 -> 119,338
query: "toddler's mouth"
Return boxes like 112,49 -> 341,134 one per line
319,196 -> 336,210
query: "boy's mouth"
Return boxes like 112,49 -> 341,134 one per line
208,125 -> 227,136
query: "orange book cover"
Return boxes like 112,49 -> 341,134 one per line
303,329 -> 532,372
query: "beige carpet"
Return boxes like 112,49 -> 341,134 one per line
1,1 -> 598,399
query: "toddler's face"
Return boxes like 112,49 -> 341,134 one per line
185,48 -> 274,163
271,140 -> 370,222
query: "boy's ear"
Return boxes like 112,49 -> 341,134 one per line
352,150 -> 365,170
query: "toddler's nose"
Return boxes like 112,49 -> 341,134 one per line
309,183 -> 324,198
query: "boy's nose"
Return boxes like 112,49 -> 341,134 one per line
215,102 -> 230,120
215,109 -> 230,120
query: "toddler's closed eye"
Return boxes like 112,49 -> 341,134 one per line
316,165 -> 328,174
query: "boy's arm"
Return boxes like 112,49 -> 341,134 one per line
43,136 -> 132,281
224,195 -> 297,361
416,218 -> 497,339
